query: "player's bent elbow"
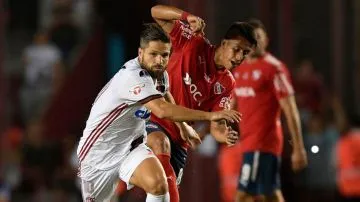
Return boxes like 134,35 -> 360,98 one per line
152,107 -> 167,119
151,6 -> 161,19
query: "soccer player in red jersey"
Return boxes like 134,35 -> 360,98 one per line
232,19 -> 308,202
140,4 -> 257,202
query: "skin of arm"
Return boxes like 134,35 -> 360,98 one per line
151,5 -> 205,35
144,97 -> 240,123
279,95 -> 308,171
164,91 -> 202,146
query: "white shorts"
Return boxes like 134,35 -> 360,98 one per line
79,143 -> 155,202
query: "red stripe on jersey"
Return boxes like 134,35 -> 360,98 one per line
78,103 -> 127,161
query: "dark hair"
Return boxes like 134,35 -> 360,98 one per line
248,18 -> 267,33
140,23 -> 170,48
223,22 -> 257,47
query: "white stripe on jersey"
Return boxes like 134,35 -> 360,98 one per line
78,103 -> 127,161
264,54 -> 294,95
77,57 -> 162,170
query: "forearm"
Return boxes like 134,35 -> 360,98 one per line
151,5 -> 184,21
286,109 -> 304,151
158,102 -> 211,122
165,92 -> 185,128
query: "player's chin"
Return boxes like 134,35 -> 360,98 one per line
153,69 -> 165,75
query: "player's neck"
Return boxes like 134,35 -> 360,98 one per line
214,47 -> 224,70
248,52 -> 266,62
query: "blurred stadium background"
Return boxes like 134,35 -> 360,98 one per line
0,0 -> 359,202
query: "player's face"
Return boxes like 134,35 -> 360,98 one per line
220,37 -> 253,70
138,41 -> 171,78
251,28 -> 268,57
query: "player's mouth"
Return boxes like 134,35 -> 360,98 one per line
153,65 -> 164,70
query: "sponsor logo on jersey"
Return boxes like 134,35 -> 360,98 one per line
183,73 -> 203,105
219,96 -> 231,108
214,82 -> 225,95
242,72 -> 249,80
129,84 -> 145,95
135,108 -> 151,120
235,87 -> 256,97
234,72 -> 240,79
180,21 -> 193,39
252,70 -> 262,80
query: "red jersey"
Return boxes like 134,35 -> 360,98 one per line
232,53 -> 294,156
151,20 -> 235,148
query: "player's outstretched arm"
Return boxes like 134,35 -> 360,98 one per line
279,95 -> 308,171
151,5 -> 205,35
144,98 -> 241,123
164,92 -> 202,148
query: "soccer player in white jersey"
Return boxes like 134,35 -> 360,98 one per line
76,23 -> 241,202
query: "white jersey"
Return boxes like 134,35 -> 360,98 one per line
77,57 -> 165,170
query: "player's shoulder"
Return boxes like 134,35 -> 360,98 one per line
263,53 -> 288,72
218,70 -> 235,87
121,58 -> 151,78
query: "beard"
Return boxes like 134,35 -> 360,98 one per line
139,59 -> 164,79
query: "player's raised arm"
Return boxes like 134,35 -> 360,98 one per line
151,4 -> 205,35
144,98 -> 240,123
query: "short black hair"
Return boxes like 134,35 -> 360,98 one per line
223,21 -> 257,47
248,18 -> 267,33
140,23 -> 170,48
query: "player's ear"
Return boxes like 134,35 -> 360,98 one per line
221,39 -> 226,47
138,48 -> 143,57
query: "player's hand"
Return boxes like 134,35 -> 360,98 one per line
186,15 -> 206,35
209,110 -> 241,123
178,122 -> 202,149
291,148 -> 308,172
225,127 -> 239,146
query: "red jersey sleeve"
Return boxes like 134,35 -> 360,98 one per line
169,20 -> 193,49
272,63 -> 294,100
210,76 -> 235,112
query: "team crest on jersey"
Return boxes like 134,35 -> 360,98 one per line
214,82 -> 225,95
130,84 -> 145,95
252,70 -> 262,80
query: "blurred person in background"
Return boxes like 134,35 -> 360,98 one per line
336,112 -> 360,202
231,19 -> 307,202
77,23 -> 241,202
11,120 -> 62,202
297,110 -> 339,202
121,4 -> 257,202
48,1 -> 80,67
217,139 -> 242,202
20,31 -> 65,124
293,59 -> 326,123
